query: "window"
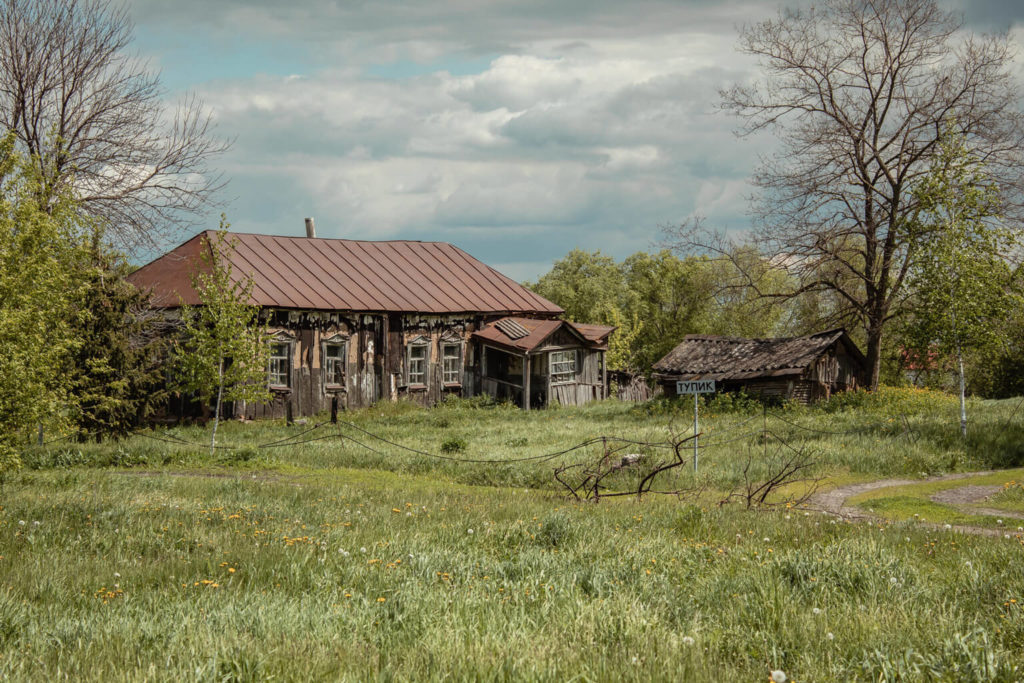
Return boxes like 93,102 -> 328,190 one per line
442,342 -> 462,385
269,342 -> 291,388
324,340 -> 346,388
407,338 -> 429,386
549,349 -> 577,384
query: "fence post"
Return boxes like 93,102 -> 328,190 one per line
331,396 -> 338,424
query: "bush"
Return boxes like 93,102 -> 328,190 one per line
820,385 -> 956,415
440,436 -> 468,454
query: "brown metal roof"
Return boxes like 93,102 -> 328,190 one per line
569,322 -> 616,345
473,317 -> 614,354
652,329 -> 865,381
127,230 -> 564,316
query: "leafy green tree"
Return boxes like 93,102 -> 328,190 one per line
0,134 -> 87,471
902,129 -> 1021,436
68,230 -> 170,441
172,223 -> 271,454
527,249 -> 627,325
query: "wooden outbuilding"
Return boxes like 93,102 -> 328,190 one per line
652,329 -> 866,404
128,228 -> 613,418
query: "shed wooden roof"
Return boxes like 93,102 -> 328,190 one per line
127,230 -> 563,316
652,329 -> 865,381
473,317 -> 614,354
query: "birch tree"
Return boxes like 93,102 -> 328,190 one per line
172,224 -> 270,455
903,129 -> 1020,436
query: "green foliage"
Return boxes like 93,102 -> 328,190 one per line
901,127 -> 1021,431
902,128 -> 1020,363
67,232 -> 169,441
172,221 -> 271,453
0,133 -> 88,470
820,386 -> 957,416
530,248 -> 789,373
525,249 -> 624,325
439,436 -> 468,454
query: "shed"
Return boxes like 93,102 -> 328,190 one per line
652,329 -> 866,404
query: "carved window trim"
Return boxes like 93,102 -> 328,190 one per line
406,335 -> 430,388
268,332 -> 294,389
322,333 -> 349,390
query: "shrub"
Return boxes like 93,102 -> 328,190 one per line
821,385 -> 956,415
440,436 -> 468,454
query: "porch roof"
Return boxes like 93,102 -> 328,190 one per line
473,317 -> 614,354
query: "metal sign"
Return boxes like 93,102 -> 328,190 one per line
676,380 -> 716,395
675,380 -> 716,474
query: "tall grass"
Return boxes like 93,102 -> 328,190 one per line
19,389 -> 1024,493
0,467 -> 1021,681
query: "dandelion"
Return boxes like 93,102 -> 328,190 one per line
826,632 -> 834,641
763,537 -> 770,543
17,521 -> 25,526
377,597 -> 386,603
32,521 -> 40,527
360,547 -> 367,553
406,512 -> 412,517
682,636 -> 695,646
997,519 -> 1004,525
812,607 -> 821,615
770,669 -> 787,683
114,572 -> 121,578
467,528 -> 474,534
890,577 -> 898,585
944,524 -> 952,530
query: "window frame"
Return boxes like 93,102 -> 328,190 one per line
268,336 -> 294,389
441,340 -> 463,386
549,348 -> 578,385
322,334 -> 349,390
406,336 -> 430,388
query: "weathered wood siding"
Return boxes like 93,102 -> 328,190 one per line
657,339 -> 863,405
237,310 -> 489,419
544,347 -> 605,407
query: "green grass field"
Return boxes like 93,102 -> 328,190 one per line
2,388 -> 1024,681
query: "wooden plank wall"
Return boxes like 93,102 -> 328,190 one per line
239,310 -> 490,419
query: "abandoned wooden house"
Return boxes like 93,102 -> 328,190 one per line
652,329 -> 867,404
127,226 -> 614,417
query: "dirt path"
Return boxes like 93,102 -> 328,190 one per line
808,470 -> 1022,538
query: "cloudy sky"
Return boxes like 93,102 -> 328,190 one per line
127,0 -> 1024,279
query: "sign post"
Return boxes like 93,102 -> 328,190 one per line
675,380 -> 716,473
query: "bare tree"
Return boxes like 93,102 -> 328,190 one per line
0,0 -> 229,250
668,0 -> 1024,389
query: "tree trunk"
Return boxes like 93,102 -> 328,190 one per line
957,346 -> 967,438
864,324 -> 883,391
211,356 -> 224,457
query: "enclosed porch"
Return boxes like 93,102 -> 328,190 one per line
473,318 -> 613,409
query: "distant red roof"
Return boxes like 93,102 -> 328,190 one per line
127,230 -> 563,316
473,317 -> 614,354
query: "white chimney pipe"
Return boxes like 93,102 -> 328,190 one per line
304,217 -> 316,238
